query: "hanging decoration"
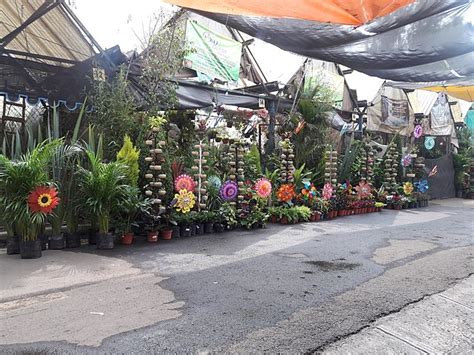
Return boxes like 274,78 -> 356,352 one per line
301,181 -> 317,202
174,174 -> 196,192
277,184 -> 296,203
254,178 -> 272,198
174,189 -> 196,213
28,186 -> 60,213
414,125 -> 423,138
424,136 -> 435,150
382,143 -> 400,194
322,183 -> 334,200
220,180 -> 239,201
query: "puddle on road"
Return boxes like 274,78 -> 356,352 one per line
304,260 -> 361,272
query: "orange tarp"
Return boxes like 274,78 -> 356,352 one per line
423,86 -> 474,102
163,0 -> 414,25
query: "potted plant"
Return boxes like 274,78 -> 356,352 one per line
65,212 -> 81,248
118,186 -> 149,245
175,213 -> 193,237
295,206 -> 311,223
219,203 -> 238,230
78,150 -> 129,249
203,211 -> 216,233
0,140 -> 61,259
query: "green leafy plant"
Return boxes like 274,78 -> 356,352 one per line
116,135 -> 140,186
78,150 -> 129,234
295,206 -> 311,222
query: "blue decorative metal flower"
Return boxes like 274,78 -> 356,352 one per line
414,179 -> 429,193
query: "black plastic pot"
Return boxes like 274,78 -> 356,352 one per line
39,234 -> 49,250
88,231 -> 98,245
180,225 -> 192,237
214,223 -> 225,233
204,222 -> 214,234
97,233 -> 114,249
190,224 -> 197,236
65,233 -> 81,248
6,236 -> 20,255
20,239 -> 42,259
172,225 -> 181,238
49,234 -> 65,250
196,223 -> 205,235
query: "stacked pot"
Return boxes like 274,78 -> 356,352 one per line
364,143 -> 375,184
383,144 -> 400,194
324,148 -> 338,185
192,141 -> 209,211
280,139 -> 296,184
144,128 -> 167,214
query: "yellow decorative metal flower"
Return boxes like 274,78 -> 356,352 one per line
174,189 -> 196,213
403,182 -> 414,195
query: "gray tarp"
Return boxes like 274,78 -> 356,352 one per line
194,0 -> 474,82
425,154 -> 456,199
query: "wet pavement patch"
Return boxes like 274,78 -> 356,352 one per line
304,260 -> 361,272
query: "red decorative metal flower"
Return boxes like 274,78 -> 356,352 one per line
354,181 -> 372,199
174,174 -> 196,192
28,186 -> 60,214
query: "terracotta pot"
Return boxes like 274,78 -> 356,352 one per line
280,217 -> 289,224
160,230 -> 173,240
394,205 -> 402,210
313,213 -> 321,221
122,232 -> 134,245
147,231 -> 159,243
270,215 -> 278,223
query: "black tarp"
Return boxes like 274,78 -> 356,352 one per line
193,0 -> 474,82
425,154 -> 456,199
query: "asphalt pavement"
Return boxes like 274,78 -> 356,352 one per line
0,199 -> 472,353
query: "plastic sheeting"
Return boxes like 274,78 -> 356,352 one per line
164,0 -> 414,25
425,154 -> 456,199
367,86 -> 415,136
177,0 -> 474,82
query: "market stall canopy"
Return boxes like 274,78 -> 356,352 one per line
164,0 -> 474,82
387,80 -> 474,102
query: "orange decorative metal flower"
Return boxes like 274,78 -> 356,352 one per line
174,174 -> 196,192
28,186 -> 60,214
277,184 -> 295,203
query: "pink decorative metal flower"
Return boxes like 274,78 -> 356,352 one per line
254,178 -> 272,198
174,174 -> 196,192
220,180 -> 238,201
355,181 -> 372,199
322,183 -> 333,200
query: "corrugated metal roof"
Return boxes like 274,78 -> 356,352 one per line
0,0 -> 96,66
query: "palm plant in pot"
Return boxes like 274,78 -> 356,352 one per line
0,140 -> 61,259
78,150 -> 128,249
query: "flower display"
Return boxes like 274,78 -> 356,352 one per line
403,182 -> 414,195
414,125 -> 423,138
414,179 -> 429,193
174,174 -> 196,192
207,175 -> 222,190
220,180 -> 238,201
254,178 -> 272,198
174,189 -> 196,213
401,154 -> 412,167
322,183 -> 334,200
277,184 -> 296,203
354,181 -> 372,199
28,186 -> 60,214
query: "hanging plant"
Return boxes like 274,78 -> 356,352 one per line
254,178 -> 272,198
220,180 -> 239,201
174,174 -> 196,192
174,189 -> 196,214
277,184 -> 296,203
28,186 -> 60,214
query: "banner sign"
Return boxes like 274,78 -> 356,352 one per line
430,93 -> 451,129
381,96 -> 410,128
184,20 -> 242,84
